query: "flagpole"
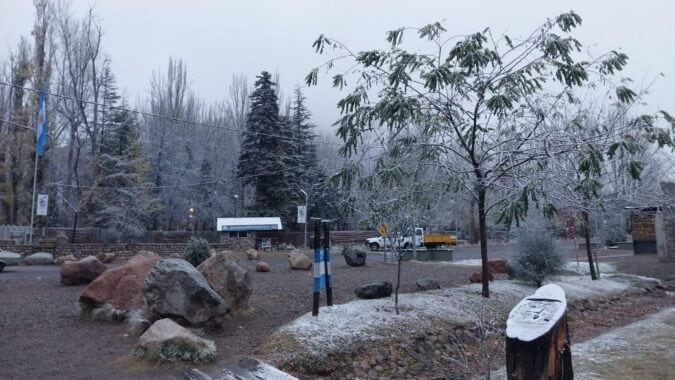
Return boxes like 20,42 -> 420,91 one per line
29,149 -> 38,244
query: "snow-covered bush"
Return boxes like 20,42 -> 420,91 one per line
512,232 -> 562,287
603,227 -> 626,246
184,237 -> 211,267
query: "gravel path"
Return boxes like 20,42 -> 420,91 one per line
0,250 -> 477,379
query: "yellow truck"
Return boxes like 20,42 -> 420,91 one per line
366,227 -> 456,251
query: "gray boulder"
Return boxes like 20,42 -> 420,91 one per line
416,278 -> 441,291
0,251 -> 21,266
342,246 -> 367,267
24,252 -> 54,265
142,258 -> 228,327
196,253 -> 252,316
355,281 -> 393,299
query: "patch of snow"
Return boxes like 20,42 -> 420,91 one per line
276,275 -> 630,359
564,261 -> 615,275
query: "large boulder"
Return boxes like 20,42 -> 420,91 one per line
197,253 -> 252,316
135,318 -> 215,363
487,258 -> 508,274
245,249 -> 260,260
55,254 -> 77,266
80,251 -> 162,315
355,281 -> 393,299
24,252 -> 54,265
0,251 -> 21,266
288,252 -> 312,270
142,258 -> 228,327
416,278 -> 441,291
60,256 -> 107,285
342,246 -> 367,267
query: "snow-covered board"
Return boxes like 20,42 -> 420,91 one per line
506,284 -> 567,342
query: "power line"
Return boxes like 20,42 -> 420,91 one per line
0,118 -> 36,132
0,81 -> 379,150
46,157 -> 331,191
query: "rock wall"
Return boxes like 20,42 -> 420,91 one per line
0,238 -> 254,259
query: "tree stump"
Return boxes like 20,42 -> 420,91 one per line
505,284 -> 573,380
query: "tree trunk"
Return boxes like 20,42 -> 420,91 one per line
582,210 -> 598,280
478,187 -> 490,298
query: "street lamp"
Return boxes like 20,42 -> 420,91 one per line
300,189 -> 308,248
233,194 -> 239,217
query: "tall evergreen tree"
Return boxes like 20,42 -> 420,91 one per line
237,71 -> 299,225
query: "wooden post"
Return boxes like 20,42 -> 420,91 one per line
505,284 -> 573,380
322,220 -> 333,306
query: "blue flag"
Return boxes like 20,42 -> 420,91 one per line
36,84 -> 47,156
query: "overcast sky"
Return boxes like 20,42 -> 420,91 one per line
1,0 -> 673,130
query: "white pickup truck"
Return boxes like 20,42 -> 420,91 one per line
365,228 -> 423,251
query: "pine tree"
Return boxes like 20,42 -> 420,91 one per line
237,71 -> 300,225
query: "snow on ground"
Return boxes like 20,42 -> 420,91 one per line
564,261 -> 616,275
276,276 -> 632,358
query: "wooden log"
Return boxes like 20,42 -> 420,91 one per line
505,284 -> 573,380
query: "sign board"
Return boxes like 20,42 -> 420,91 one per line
297,205 -> 307,224
36,194 -> 49,216
376,223 -> 389,236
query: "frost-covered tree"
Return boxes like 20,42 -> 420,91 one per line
237,71 -> 300,225
305,11 -> 670,297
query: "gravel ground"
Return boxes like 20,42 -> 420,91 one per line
0,246 -> 672,379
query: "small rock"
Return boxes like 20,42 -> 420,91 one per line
355,281 -> 392,299
255,261 -> 271,272
246,249 -> 260,260
24,252 -> 54,265
60,256 -> 107,285
289,252 -> 312,270
55,255 -> 77,266
342,246 -> 367,267
416,278 -> 440,291
469,271 -> 494,283
135,318 -> 215,363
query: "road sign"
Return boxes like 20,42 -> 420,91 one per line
376,223 -> 389,236
297,205 -> 307,224
36,194 -> 48,216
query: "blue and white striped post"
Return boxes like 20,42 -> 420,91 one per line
312,219 -> 333,316
312,220 -> 322,316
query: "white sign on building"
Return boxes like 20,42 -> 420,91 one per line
36,194 -> 49,216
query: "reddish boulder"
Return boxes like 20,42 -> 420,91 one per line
79,251 -> 161,312
60,256 -> 107,285
469,271 -> 494,284
487,258 -> 508,274
96,252 -> 119,264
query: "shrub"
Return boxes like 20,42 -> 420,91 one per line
604,227 -> 626,246
512,231 -> 562,287
184,237 -> 211,267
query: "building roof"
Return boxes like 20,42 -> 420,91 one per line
216,217 -> 283,232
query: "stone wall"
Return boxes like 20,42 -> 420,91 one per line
0,237 -> 254,259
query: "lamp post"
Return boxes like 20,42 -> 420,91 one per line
188,207 -> 195,232
233,194 -> 239,217
300,189 -> 308,248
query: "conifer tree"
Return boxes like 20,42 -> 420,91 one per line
237,71 -> 300,224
